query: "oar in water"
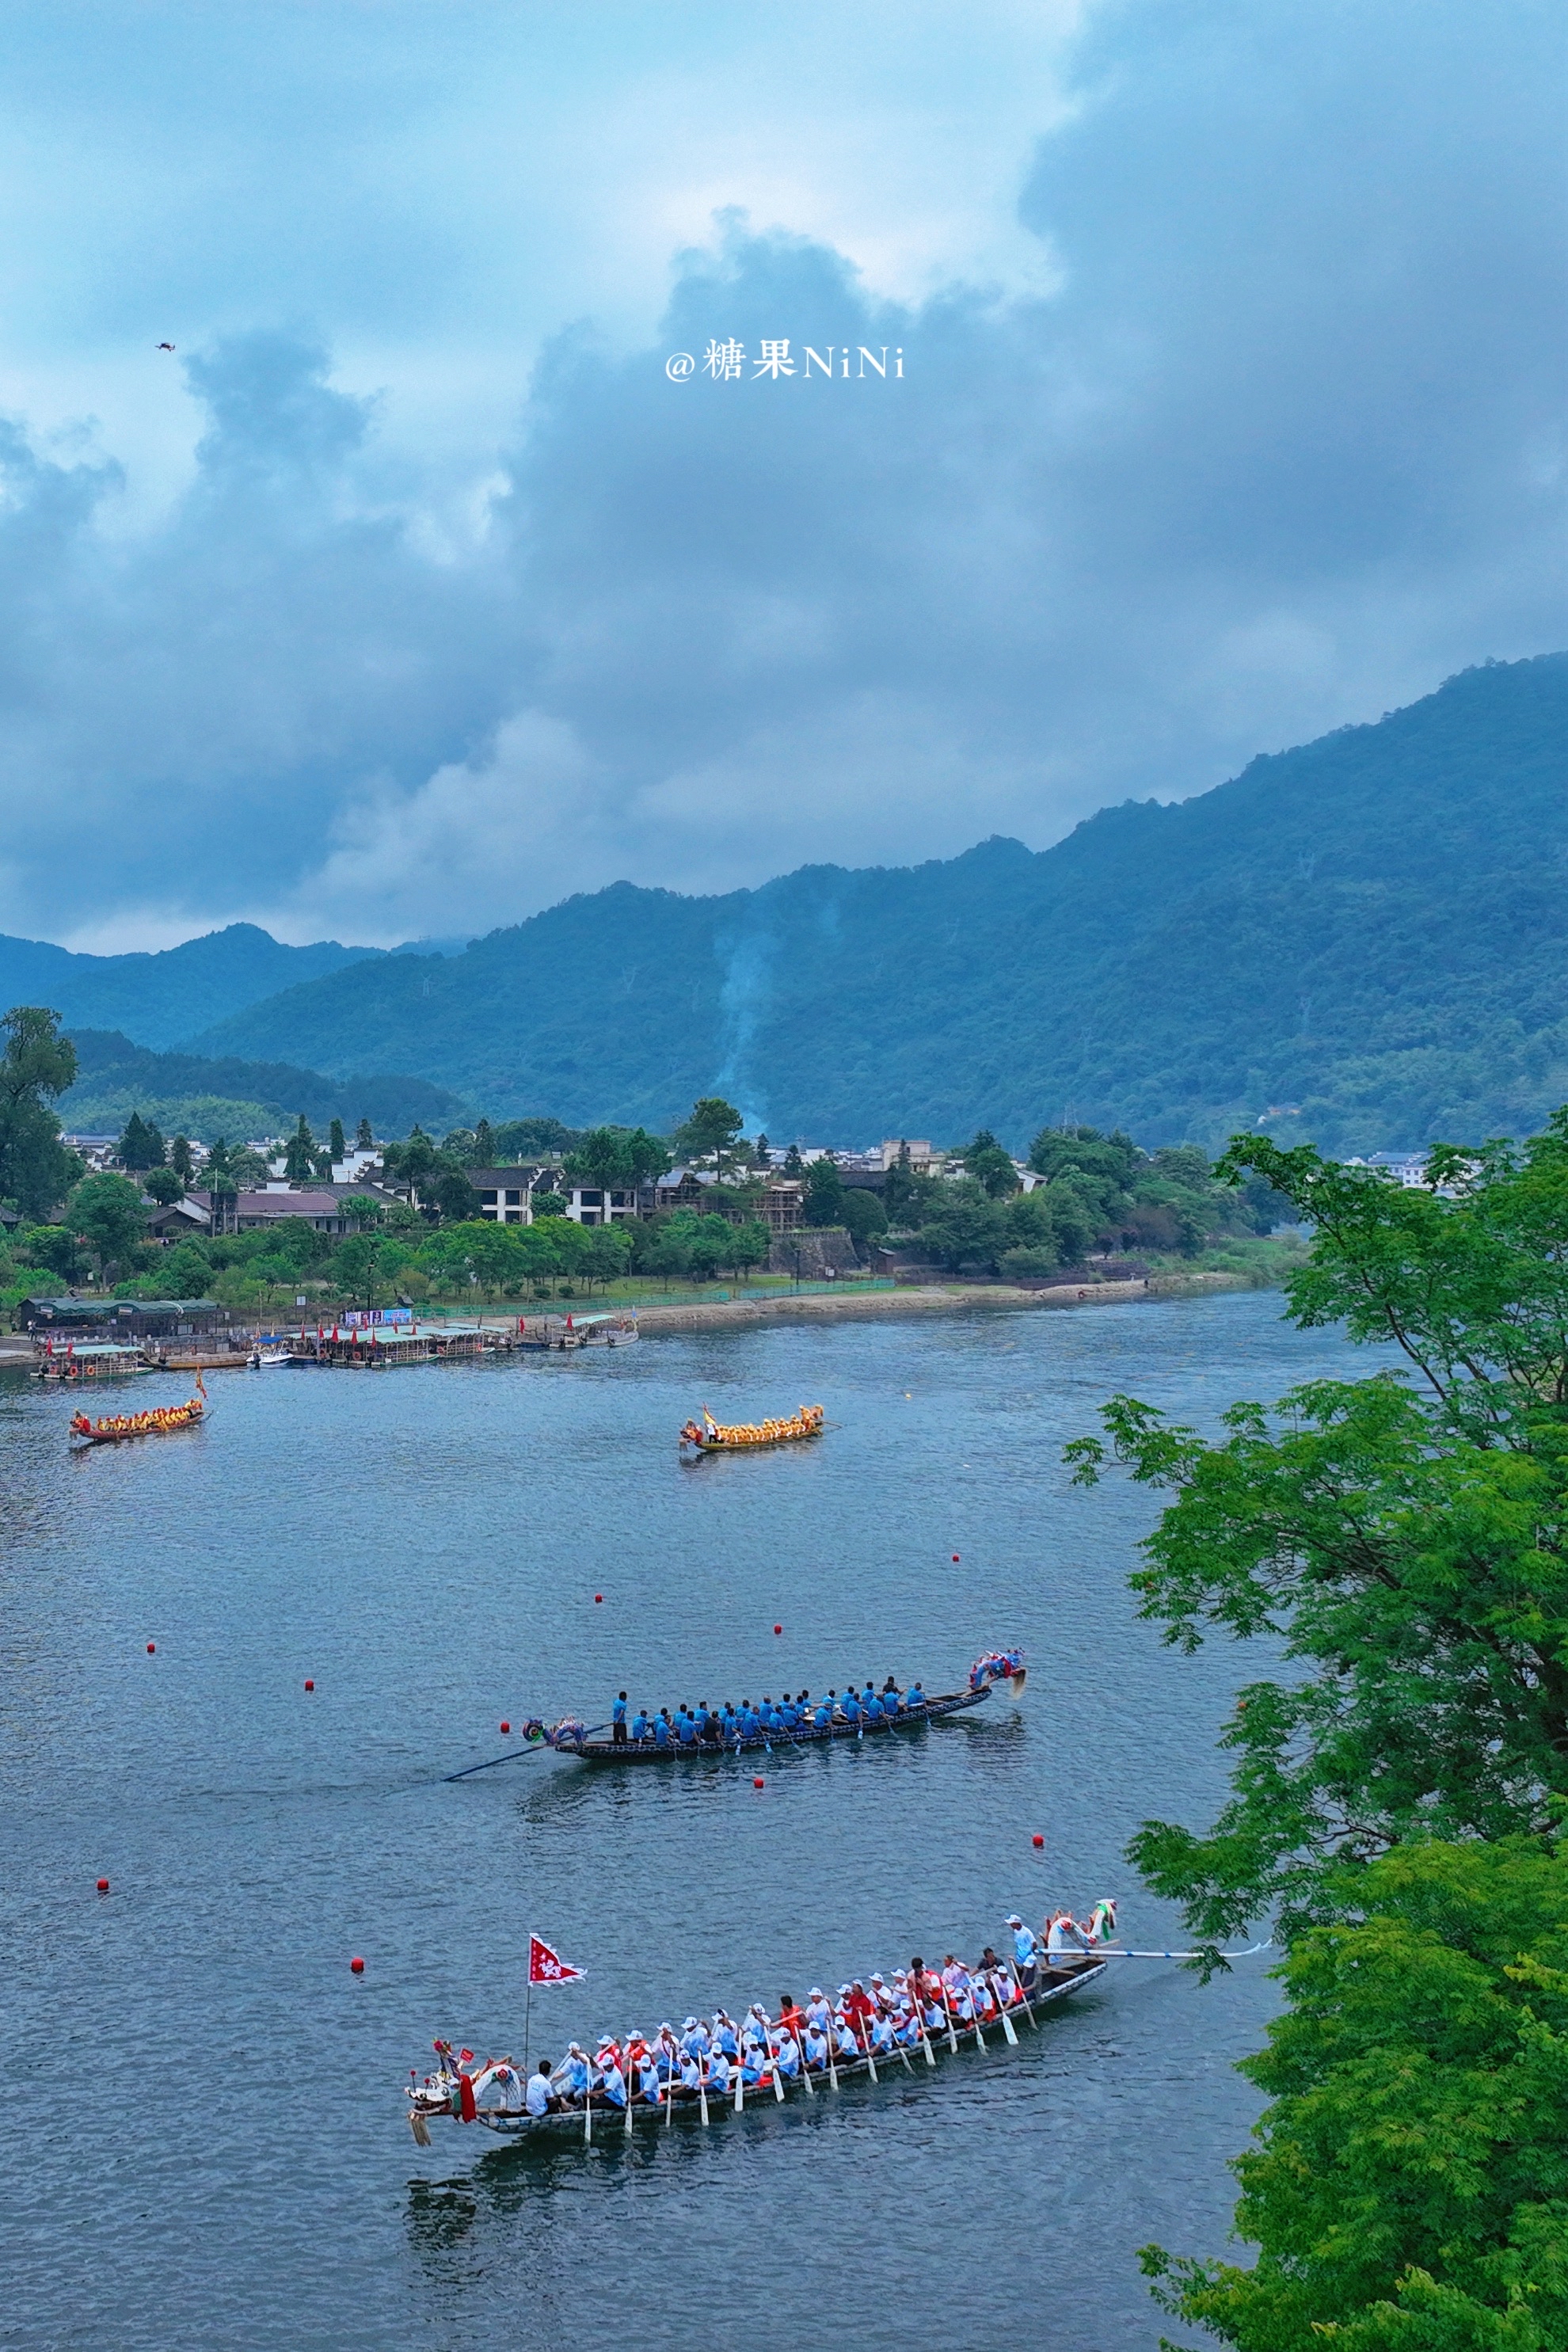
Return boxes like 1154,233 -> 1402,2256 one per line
445,1723 -> 610,1781
935,1969 -> 961,2056
695,2038 -> 710,2128
623,2038 -> 637,2140
984,1966 -> 1019,2047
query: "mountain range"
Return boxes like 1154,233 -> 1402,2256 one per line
12,651 -> 1566,1153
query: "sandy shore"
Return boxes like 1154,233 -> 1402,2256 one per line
631,1269 -> 1261,1337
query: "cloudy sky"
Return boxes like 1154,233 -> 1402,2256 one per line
0,0 -> 1561,951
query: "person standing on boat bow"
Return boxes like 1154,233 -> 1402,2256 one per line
612,1692 -> 629,1745
1007,1912 -> 1040,1991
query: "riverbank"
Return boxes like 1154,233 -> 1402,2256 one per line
631,1266 -> 1268,1336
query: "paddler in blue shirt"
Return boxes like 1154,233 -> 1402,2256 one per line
906,1680 -> 927,1710
1007,1913 -> 1040,1985
596,2042 -> 627,2106
814,1696 -> 832,1727
612,1692 -> 629,1743
654,1711 -> 672,1747
841,1688 -> 861,1725
676,1709 -> 696,1745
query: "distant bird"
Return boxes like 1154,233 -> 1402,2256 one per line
156,341 -> 175,351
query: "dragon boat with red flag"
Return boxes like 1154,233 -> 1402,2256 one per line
68,1372 -> 207,1446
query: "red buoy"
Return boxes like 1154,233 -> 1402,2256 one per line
147,1642 -> 156,1654
350,1956 -> 365,1973
753,1775 -> 764,1789
500,1720 -> 511,1734
952,1554 -> 960,1562
595,1593 -> 603,1604
774,1623 -> 782,1635
304,1679 -> 314,1692
96,1877 -> 108,1893
1032,1833 -> 1045,1849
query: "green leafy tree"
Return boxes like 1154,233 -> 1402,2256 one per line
565,1125 -> 671,1191
782,1143 -> 805,1177
162,1240 -> 214,1299
67,1171 -> 150,1280
169,1135 -> 195,1182
470,1117 -> 494,1165
839,1189 -> 887,1245
1067,1117 -> 1568,1950
1003,1190 -> 1059,1256
431,1166 -> 480,1224
19,1223 -> 84,1284
493,1116 -> 577,1159
580,1223 -> 634,1292
282,1115 -> 316,1182
529,1183 -> 567,1220
117,1109 -> 166,1170
342,1192 -> 384,1229
382,1125 -> 439,1205
724,1216 -> 771,1281
0,1007 -> 81,1219
882,1143 -> 934,1231
328,1118 -> 347,1163
673,1097 -> 744,1161
355,1117 -> 374,1150
919,1186 -> 1009,1271
1143,1836 -> 1568,2350
143,1166 -> 185,1205
334,1232 -> 383,1310
803,1153 -> 847,1227
204,1136 -> 234,1189
964,1128 -> 1020,1199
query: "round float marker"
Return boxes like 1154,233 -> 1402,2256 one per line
951,1554 -> 960,1562
350,1955 -> 365,1974
96,1878 -> 109,1893
304,1679 -> 314,1692
594,1593 -> 603,1604
146,1642 -> 156,1654
774,1623 -> 782,1635
752,1776 -> 764,1790
500,1720 -> 511,1734
1032,1833 -> 1045,1849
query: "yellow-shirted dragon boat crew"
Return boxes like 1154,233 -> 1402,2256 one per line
679,1403 -> 824,1460
68,1372 -> 207,1445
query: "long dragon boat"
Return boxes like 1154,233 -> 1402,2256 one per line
405,1939 -> 1108,2147
68,1374 -> 206,1447
452,1651 -> 1026,1778
679,1403 -> 824,1460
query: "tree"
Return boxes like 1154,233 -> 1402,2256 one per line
143,1166 -> 185,1205
1066,1117 -> 1568,1950
334,1232 -> 383,1311
0,1007 -> 81,1220
782,1143 -> 805,1177
965,1129 -> 1020,1199
328,1118 -> 347,1163
752,1132 -> 772,1169
283,1115 -> 316,1182
204,1136 -> 235,1189
493,1116 -> 577,1159
1142,1837 -> 1568,2350
67,1172 -> 150,1279
673,1097 -> 744,1161
342,1193 -> 384,1230
840,1189 -> 887,1245
431,1167 -> 479,1224
117,1110 -> 166,1170
723,1217 -> 771,1281
564,1125 -> 670,1191
20,1223 -> 84,1284
169,1135 -> 195,1182
162,1240 -> 214,1299
355,1117 -> 374,1150
803,1153 -> 847,1227
471,1118 -> 494,1165
580,1223 -> 634,1292
529,1182 -> 567,1220
919,1187 -> 1009,1271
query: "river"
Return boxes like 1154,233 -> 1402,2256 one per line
1,1288 -> 1364,2350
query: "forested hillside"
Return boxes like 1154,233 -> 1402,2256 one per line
55,1031 -> 460,1142
0,923 -> 380,1049
186,657 -> 1566,1152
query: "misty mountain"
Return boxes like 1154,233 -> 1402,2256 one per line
130,654 -> 1568,1151
57,1031 -> 462,1144
0,923 -> 382,1051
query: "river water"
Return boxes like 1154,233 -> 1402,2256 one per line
1,1289 -> 1362,2351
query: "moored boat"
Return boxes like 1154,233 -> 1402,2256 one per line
679,1403 -> 824,1460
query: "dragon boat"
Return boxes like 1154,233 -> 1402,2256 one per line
68,1375 -> 206,1446
404,1943 -> 1107,2147
453,1651 -> 1027,1777
679,1403 -> 824,1460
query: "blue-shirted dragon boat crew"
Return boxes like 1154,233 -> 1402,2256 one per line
450,1650 -> 1029,1781
405,1897 -> 1132,2144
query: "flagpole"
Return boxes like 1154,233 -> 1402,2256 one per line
524,1931 -> 533,2078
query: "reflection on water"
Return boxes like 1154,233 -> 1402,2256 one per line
2,1292 -> 1358,2351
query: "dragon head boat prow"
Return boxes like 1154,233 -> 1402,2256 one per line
968,1647 -> 1026,1697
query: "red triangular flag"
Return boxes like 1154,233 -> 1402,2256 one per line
527,1933 -> 584,1985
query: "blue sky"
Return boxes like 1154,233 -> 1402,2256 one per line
0,0 -> 1561,950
